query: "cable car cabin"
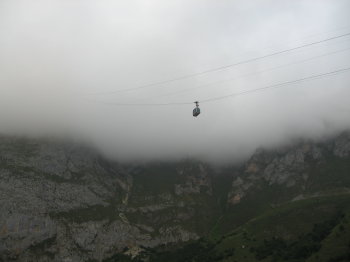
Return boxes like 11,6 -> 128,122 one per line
193,101 -> 200,117
193,107 -> 200,117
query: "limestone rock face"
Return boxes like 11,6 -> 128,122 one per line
0,138 -> 208,261
0,214 -> 56,259
228,131 -> 350,205
333,132 -> 350,157
174,163 -> 212,195
1,131 -> 350,261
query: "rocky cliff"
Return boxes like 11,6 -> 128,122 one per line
229,131 -> 350,205
1,131 -> 350,261
0,137 -> 217,261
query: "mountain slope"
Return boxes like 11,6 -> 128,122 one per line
216,132 -> 350,236
1,131 -> 350,261
0,138 -> 222,261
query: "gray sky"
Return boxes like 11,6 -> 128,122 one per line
0,0 -> 350,162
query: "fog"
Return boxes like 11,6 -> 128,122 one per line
0,0 -> 350,162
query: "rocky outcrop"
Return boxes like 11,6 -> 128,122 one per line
1,131 -> 350,261
332,132 -> 350,157
0,214 -> 56,260
175,162 -> 212,196
228,131 -> 350,205
0,138 -> 208,261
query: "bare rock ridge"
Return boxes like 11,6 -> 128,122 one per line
228,131 -> 350,206
0,138 -> 213,261
0,131 -> 350,261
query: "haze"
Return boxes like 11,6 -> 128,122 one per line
0,0 -> 350,162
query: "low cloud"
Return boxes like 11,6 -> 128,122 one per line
0,0 -> 350,162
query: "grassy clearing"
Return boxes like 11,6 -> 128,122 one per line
136,194 -> 350,262
212,194 -> 350,262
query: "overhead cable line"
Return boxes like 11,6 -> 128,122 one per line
155,46 -> 350,98
200,67 -> 350,103
88,32 -> 350,96
91,66 -> 350,106
89,100 -> 193,106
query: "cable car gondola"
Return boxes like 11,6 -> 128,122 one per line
193,101 -> 200,117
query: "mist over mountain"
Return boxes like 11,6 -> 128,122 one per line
1,0 -> 350,162
1,130 -> 350,261
1,1 -> 350,261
